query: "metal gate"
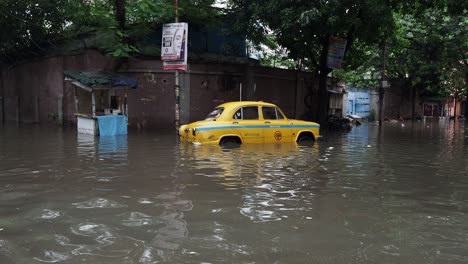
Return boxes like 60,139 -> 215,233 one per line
347,89 -> 370,118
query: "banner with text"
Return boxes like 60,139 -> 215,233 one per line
161,23 -> 188,71
327,37 -> 347,69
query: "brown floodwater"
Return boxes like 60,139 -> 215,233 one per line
1,119 -> 468,263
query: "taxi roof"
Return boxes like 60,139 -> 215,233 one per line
216,101 -> 277,109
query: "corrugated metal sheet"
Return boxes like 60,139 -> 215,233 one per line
347,89 -> 370,118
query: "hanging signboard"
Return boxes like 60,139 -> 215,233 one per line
327,36 -> 347,69
163,59 -> 187,71
161,22 -> 188,71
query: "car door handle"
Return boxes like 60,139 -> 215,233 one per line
232,121 -> 239,124
265,121 -> 271,124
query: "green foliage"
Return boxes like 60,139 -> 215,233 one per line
227,0 -> 396,122
0,0 -> 219,62
112,31 -> 140,57
325,1 -> 467,99
386,6 -> 467,97
0,0 -> 68,60
227,0 -> 395,73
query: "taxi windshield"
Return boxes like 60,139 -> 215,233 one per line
206,107 -> 224,119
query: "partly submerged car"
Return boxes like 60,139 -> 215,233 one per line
179,101 -> 320,146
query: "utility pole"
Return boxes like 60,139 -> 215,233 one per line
174,0 -> 181,134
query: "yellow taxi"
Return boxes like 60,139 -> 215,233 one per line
179,101 -> 320,146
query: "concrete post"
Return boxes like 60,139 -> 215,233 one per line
58,96 -> 63,125
180,70 -> 191,124
34,96 -> 39,123
91,93 -> 96,118
16,96 -> 20,124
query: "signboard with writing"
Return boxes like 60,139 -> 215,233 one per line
161,23 -> 187,60
161,23 -> 188,71
327,37 -> 347,69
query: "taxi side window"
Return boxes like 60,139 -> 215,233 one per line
233,106 -> 259,120
262,107 -> 284,120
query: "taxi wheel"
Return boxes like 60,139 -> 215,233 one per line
297,133 -> 315,145
220,137 -> 241,147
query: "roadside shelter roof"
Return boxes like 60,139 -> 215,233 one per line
64,70 -> 137,91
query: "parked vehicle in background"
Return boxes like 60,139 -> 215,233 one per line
179,101 -> 320,146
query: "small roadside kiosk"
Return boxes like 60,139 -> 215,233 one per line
64,70 -> 137,136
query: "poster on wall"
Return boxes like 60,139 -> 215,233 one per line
161,22 -> 188,71
327,36 -> 347,69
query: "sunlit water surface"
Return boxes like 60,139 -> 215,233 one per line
1,120 -> 468,263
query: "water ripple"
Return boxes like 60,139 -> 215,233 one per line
33,250 -> 70,263
72,198 -> 126,209
121,212 -> 160,227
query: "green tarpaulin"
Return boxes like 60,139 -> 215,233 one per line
64,70 -> 137,88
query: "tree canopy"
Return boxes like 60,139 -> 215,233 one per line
335,2 -> 467,98
0,0 -> 219,63
1,0 -> 466,121
226,0 -> 467,121
227,0 -> 396,122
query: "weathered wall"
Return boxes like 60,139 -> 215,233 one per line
368,80 -> 424,121
1,50 -> 109,125
1,68 -> 18,123
185,63 -> 314,122
125,59 -> 176,130
1,49 -> 319,130
252,67 -> 298,118
382,80 -> 423,119
189,62 -> 243,122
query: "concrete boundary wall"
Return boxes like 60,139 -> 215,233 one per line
1,49 -> 318,130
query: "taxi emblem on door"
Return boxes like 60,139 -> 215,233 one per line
274,131 -> 282,141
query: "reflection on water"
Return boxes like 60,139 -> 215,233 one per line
98,135 -> 128,161
77,134 -> 128,161
1,121 -> 468,263
179,142 -> 320,191
77,134 -> 97,159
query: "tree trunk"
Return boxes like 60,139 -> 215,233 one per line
110,0 -> 128,72
114,0 -> 126,29
316,37 -> 331,125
